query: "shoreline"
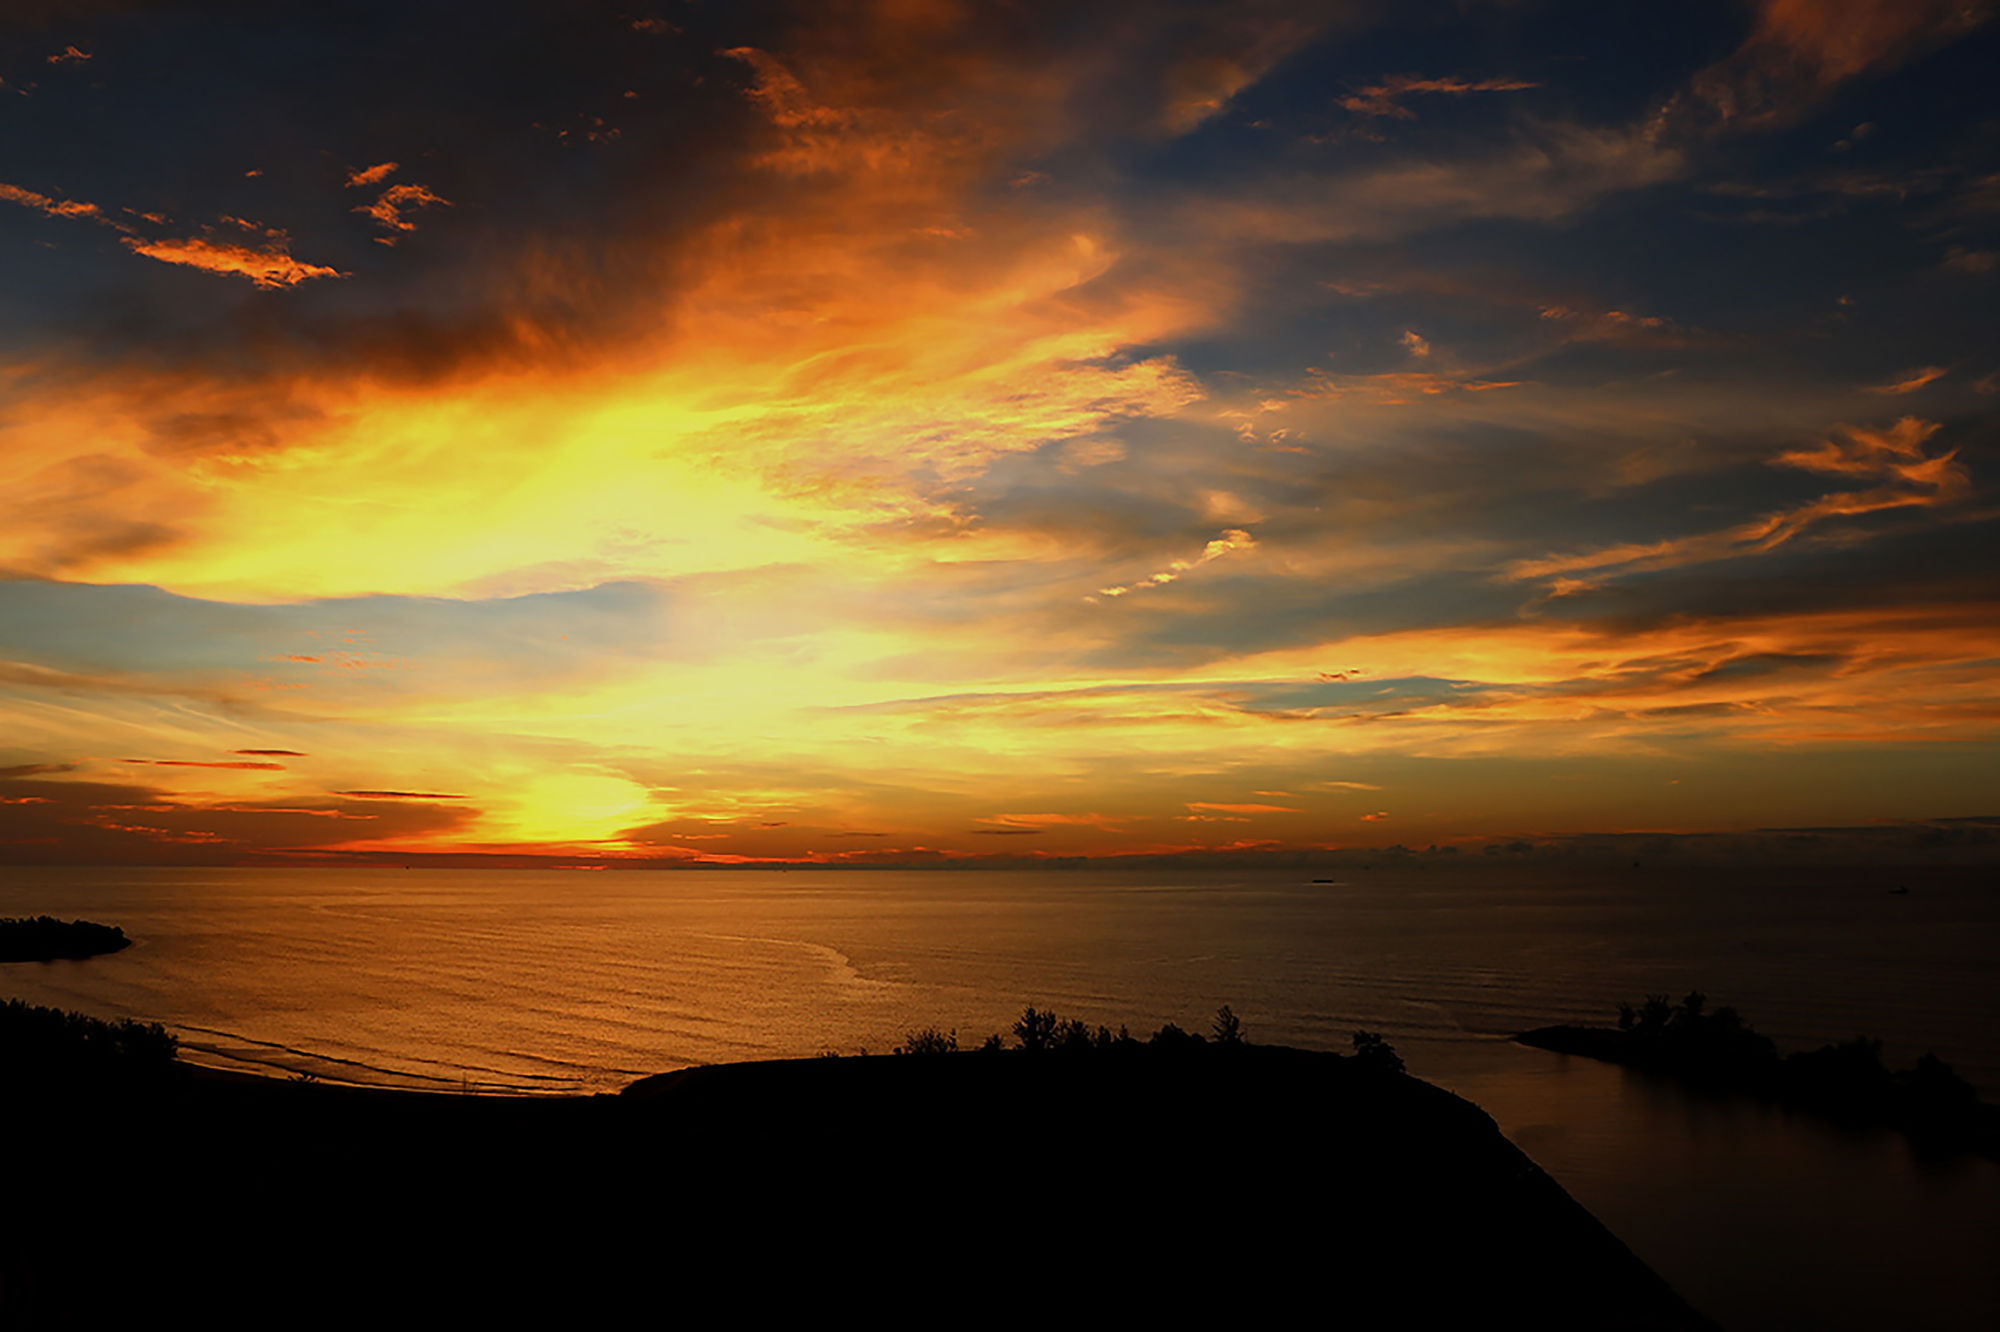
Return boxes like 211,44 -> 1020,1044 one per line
1517,1019 -> 2000,1161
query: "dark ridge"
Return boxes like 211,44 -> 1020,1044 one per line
2,1002 -> 1712,1326
0,915 -> 130,962
1518,991 -> 2000,1160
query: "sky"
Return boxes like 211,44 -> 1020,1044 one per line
1,0 -> 1996,867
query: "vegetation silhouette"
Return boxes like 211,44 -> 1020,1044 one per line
1352,1029 -> 1406,1074
0,997 -> 177,1092
892,1025 -> 958,1055
1520,991 -> 1997,1158
0,915 -> 131,962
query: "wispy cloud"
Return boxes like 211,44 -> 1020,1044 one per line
0,180 -> 103,221
338,790 -> 467,800
1676,0 -> 1991,133
1096,529 -> 1255,598
128,758 -> 286,770
352,182 -> 450,242
121,235 -> 346,288
1509,418 -> 1968,593
345,161 -> 399,188
1,178 -> 344,287
1865,365 -> 1948,395
1338,74 -> 1538,120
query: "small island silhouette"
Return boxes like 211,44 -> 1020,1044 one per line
0,915 -> 131,962
3,998 -> 1712,1326
1518,992 -> 1998,1159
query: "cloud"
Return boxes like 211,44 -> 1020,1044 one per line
1771,417 -> 1958,483
1337,74 -> 1538,121
353,182 -> 451,241
0,764 -> 76,779
236,748 -> 306,756
976,812 -> 1127,831
1865,366 -> 1948,395
0,3 -> 1994,862
345,161 -> 399,188
1188,121 -> 1685,246
1509,419 -> 1968,592
1292,370 -> 1524,405
1187,801 -> 1298,814
337,790 -> 467,800
46,44 -> 89,65
1677,0 -> 1991,134
128,758 -> 287,770
1,177 -> 344,288
0,771 -> 479,864
120,234 -> 347,288
0,180 -> 104,221
1097,528 -> 1255,598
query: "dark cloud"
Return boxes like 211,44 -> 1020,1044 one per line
337,790 -> 465,800
0,1 -> 767,380
128,758 -> 286,769
0,771 -> 474,863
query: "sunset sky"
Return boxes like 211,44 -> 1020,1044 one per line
1,0 -> 1995,865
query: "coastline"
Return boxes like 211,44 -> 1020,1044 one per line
1517,1020 -> 2000,1161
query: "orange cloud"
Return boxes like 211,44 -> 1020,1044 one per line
1772,416 -> 1951,480
353,182 -> 450,239
345,161 -> 399,188
1681,0 -> 1990,132
120,235 -> 346,288
4,175 -> 346,288
1293,369 -> 1524,405
1865,366 -> 1948,395
1510,418 -> 1966,590
1338,74 -> 1538,120
0,180 -> 109,223
976,812 -> 1128,831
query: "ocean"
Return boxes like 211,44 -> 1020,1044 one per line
3,861 -> 1996,1329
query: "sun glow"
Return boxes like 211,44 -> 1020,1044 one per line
496,773 -> 663,847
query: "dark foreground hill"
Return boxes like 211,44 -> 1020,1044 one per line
4,1038 -> 1711,1328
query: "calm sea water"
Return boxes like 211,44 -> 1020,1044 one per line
3,861 -> 1996,1329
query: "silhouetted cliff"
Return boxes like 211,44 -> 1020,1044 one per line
3,1008 -> 1713,1327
